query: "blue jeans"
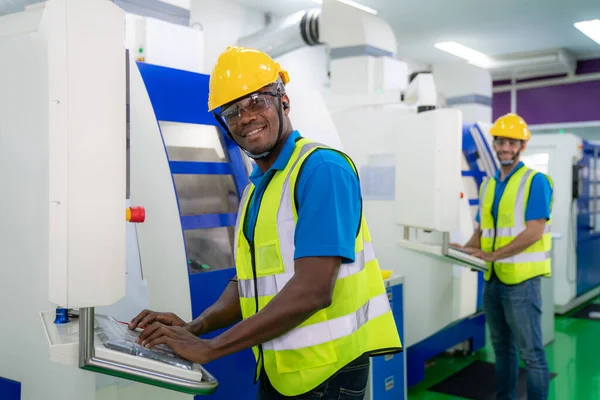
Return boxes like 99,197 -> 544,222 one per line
483,275 -> 550,400
256,353 -> 370,399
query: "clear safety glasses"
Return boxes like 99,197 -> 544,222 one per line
219,91 -> 280,127
493,138 -> 522,147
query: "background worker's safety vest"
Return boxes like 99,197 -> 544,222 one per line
233,137 -> 402,397
480,165 -> 552,285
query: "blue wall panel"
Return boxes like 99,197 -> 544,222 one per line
0,376 -> 21,400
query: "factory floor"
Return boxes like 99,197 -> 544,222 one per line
407,297 -> 600,399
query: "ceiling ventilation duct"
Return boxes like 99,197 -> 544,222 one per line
488,48 -> 577,80
236,9 -> 322,58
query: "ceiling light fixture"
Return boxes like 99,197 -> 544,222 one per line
434,41 -> 494,68
312,0 -> 378,15
574,19 -> 600,45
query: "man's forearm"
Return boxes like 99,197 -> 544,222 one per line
464,229 -> 481,249
493,228 -> 542,260
207,276 -> 327,359
186,281 -> 242,336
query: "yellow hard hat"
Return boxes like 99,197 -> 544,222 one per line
207,46 -> 290,112
490,113 -> 531,141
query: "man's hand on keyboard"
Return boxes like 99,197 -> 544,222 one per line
449,243 -> 479,255
129,309 -> 186,331
471,250 -> 499,262
136,323 -> 216,364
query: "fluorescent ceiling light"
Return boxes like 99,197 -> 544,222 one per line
434,41 -> 494,68
312,0 -> 378,15
574,19 -> 600,45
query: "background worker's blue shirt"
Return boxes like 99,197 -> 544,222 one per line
243,130 -> 361,264
475,161 -> 553,224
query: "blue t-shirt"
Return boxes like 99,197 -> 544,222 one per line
475,161 -> 553,224
242,131 -> 361,264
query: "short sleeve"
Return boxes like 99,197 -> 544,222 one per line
293,149 -> 361,264
525,173 -> 553,221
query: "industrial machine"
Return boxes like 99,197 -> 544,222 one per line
0,1 -> 222,399
525,133 -> 600,315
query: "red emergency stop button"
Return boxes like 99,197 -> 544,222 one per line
460,192 -> 464,199
126,206 -> 145,223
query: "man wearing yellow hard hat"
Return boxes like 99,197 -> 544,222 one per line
129,46 -> 402,399
456,113 -> 553,400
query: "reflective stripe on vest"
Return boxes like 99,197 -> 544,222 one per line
233,138 -> 402,396
262,292 -> 390,351
496,250 -> 551,264
482,224 -> 552,239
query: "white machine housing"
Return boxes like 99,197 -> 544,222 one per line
45,0 -> 126,309
0,1 -> 203,399
524,133 -> 584,312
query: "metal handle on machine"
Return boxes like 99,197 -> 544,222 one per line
441,232 -> 450,256
78,307 -> 218,395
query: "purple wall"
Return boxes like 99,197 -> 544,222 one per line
492,58 -> 600,124
492,91 -> 511,121
517,80 -> 600,125
577,58 -> 600,75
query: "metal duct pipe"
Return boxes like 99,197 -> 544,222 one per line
237,9 -> 321,58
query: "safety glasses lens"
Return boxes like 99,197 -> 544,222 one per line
494,139 -> 520,147
221,94 -> 272,125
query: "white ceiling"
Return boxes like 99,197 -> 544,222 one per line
228,0 -> 600,65
2,0 -> 599,65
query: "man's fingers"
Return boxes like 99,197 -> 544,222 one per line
154,314 -> 177,326
129,310 -> 151,329
137,314 -> 158,329
144,335 -> 171,349
137,322 -> 163,343
139,324 -> 176,346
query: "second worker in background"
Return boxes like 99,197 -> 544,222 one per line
456,113 -> 553,400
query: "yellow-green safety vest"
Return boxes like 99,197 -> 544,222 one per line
233,137 -> 402,397
479,165 -> 553,285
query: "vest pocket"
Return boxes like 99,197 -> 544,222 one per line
256,240 -> 285,276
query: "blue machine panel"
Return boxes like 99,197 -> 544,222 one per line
406,313 -> 486,387
576,142 -> 600,296
136,62 -> 217,126
0,376 -> 21,400
138,63 -> 255,400
189,272 -> 258,400
371,281 -> 405,400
